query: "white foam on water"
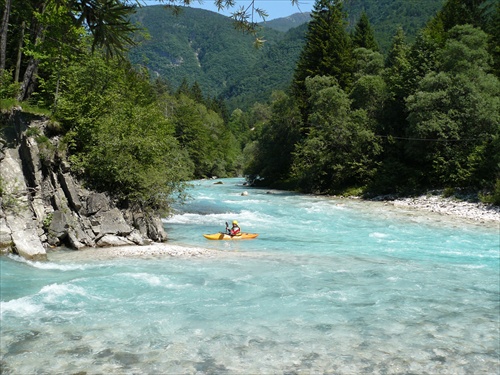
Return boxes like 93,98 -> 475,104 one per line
0,297 -> 43,318
127,272 -> 163,286
39,283 -> 89,303
117,272 -> 194,290
222,199 -> 245,204
387,276 -> 401,282
455,264 -> 486,269
236,199 -> 265,204
165,212 -> 233,225
302,201 -> 347,214
192,193 -> 216,200
7,253 -> 92,271
237,209 -> 274,226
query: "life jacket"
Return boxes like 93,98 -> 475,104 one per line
230,226 -> 241,236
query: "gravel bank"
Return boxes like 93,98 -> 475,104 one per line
47,242 -> 224,261
390,195 -> 500,223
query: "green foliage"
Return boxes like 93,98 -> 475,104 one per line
0,176 -> 26,214
0,98 -> 52,117
366,158 -> 425,196
405,25 -> 500,188
2,0 -> 498,207
249,0 -> 498,198
129,6 -> 298,111
293,0 -> 353,98
260,12 -> 311,32
0,70 -> 19,99
480,178 -> 500,205
350,48 -> 387,118
126,2 -> 448,112
171,94 -> 239,178
52,54 -> 195,213
343,0 -> 445,52
244,91 -> 302,184
489,1 -> 500,77
70,101 -> 193,213
380,27 -> 412,138
437,0 -> 492,31
291,76 -> 381,193
42,213 -> 53,231
22,1 -> 85,104
85,0 -> 139,58
352,11 -> 379,51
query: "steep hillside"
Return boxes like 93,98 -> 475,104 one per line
343,0 -> 445,51
254,1 -> 446,51
260,12 -> 311,32
221,22 -> 308,109
129,1 -> 447,110
129,6 -> 301,110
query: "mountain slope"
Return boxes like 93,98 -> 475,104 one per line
260,12 -> 311,32
259,1 -> 446,51
129,1 -> 447,110
343,0 -> 445,51
129,6 -> 302,109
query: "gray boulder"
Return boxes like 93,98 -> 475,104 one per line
0,217 -> 12,251
0,148 -> 46,260
86,193 -> 110,215
94,208 -> 134,236
58,173 -> 82,212
97,234 -> 134,247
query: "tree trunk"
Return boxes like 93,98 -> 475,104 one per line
17,56 -> 39,101
18,2 -> 46,102
18,20 -> 44,101
0,0 -> 12,72
15,21 -> 25,83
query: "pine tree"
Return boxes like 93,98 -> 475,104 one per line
190,81 -> 205,104
438,0 -> 490,31
175,78 -> 190,98
489,1 -> 500,77
382,27 -> 412,137
352,11 -> 379,52
292,0 -> 353,119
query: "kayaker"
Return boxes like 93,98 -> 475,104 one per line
228,220 -> 241,236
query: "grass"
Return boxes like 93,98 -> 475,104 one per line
0,99 -> 52,117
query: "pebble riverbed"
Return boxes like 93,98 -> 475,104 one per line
391,195 -> 500,223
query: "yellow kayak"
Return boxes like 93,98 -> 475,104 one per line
203,232 -> 259,240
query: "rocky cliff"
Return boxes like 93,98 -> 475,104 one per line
0,108 -> 168,260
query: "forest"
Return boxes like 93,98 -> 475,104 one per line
1,0 -> 499,217
127,1 -> 446,111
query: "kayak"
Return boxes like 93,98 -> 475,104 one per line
203,232 -> 259,240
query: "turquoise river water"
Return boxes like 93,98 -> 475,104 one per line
1,178 -> 499,374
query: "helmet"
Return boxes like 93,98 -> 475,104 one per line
232,220 -> 238,225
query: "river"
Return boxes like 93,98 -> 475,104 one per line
1,178 -> 499,374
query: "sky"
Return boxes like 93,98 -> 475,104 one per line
182,0 -> 314,21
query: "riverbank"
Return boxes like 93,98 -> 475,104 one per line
387,195 -> 500,223
46,242 -> 223,261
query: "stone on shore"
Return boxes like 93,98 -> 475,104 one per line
96,234 -> 135,247
1,148 -> 47,260
0,107 -> 168,259
391,196 -> 500,223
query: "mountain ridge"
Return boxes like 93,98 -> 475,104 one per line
129,1 -> 446,110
